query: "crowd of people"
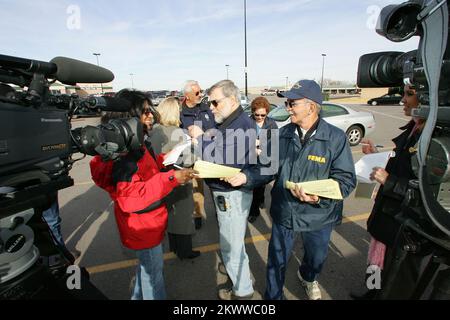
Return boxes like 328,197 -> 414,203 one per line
45,78 -> 422,300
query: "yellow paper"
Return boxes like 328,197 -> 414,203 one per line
193,160 -> 241,178
285,179 -> 343,200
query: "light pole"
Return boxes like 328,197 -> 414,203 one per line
93,53 -> 104,94
285,76 -> 289,91
225,64 -> 230,80
129,73 -> 134,89
320,53 -> 326,91
244,0 -> 248,98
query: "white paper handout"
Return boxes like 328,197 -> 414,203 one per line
354,151 -> 393,183
162,139 -> 192,166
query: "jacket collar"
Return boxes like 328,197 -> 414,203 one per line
217,105 -> 244,130
399,119 -> 415,131
280,118 -> 330,141
181,100 -> 209,115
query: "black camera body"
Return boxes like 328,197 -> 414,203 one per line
0,54 -> 143,299
357,0 -> 450,299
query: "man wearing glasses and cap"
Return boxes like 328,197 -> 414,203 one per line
226,80 -> 356,300
180,80 -> 216,230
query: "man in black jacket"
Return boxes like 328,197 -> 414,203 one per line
180,80 -> 216,230
189,80 -> 258,300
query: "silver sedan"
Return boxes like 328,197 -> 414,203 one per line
268,102 -> 376,146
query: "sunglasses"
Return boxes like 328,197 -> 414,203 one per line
284,100 -> 307,108
209,97 -> 226,107
254,113 -> 267,118
143,109 -> 153,116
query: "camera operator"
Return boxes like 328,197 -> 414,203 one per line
89,89 -> 196,300
351,84 -> 425,300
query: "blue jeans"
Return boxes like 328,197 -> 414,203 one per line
132,244 -> 166,300
42,199 -> 65,248
213,190 -> 254,297
264,222 -> 333,300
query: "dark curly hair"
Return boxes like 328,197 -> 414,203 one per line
114,89 -> 160,123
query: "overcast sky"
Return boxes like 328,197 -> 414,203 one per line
0,0 -> 419,91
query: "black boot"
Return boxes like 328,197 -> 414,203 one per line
349,269 -> 379,300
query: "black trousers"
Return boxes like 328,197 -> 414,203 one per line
168,233 -> 194,259
249,186 -> 265,217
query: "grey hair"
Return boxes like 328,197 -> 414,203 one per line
183,80 -> 199,94
306,98 -> 321,113
209,80 -> 240,104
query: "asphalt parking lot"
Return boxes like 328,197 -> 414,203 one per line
60,98 -> 411,300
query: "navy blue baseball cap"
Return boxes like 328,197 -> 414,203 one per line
279,80 -> 323,105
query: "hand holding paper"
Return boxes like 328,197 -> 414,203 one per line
285,179 -> 343,200
354,151 -> 393,183
163,140 -> 192,166
193,160 -> 241,178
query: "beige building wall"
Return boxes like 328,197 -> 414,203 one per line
49,82 -> 114,96
360,88 -> 389,102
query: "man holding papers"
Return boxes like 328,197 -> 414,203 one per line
189,80 -> 257,300
227,80 -> 356,300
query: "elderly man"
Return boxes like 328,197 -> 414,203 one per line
190,80 -> 257,300
180,80 -> 216,230
227,80 -> 356,300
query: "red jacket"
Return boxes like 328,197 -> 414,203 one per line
90,148 -> 179,250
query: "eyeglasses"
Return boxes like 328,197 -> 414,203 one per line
143,109 -> 153,116
209,97 -> 226,107
254,113 -> 267,118
284,100 -> 308,109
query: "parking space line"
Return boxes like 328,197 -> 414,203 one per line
359,108 -> 409,121
85,213 -> 370,275
74,181 -> 95,186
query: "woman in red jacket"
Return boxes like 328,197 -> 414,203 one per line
90,89 -> 195,300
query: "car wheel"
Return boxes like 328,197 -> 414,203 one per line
346,125 -> 363,146
371,101 -> 378,106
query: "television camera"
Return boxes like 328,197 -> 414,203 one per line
0,54 -> 143,299
357,0 -> 450,299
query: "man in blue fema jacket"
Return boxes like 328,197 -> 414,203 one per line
227,79 -> 356,300
189,79 -> 258,300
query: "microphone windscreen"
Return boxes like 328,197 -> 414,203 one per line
50,56 -> 114,84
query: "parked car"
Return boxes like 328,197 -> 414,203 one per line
103,91 -> 116,97
240,94 -> 249,110
367,93 -> 403,106
268,102 -> 376,146
261,89 -> 277,96
151,95 -> 165,106
73,106 -> 101,118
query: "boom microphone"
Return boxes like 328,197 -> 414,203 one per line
0,54 -> 114,85
50,57 -> 114,85
86,96 -> 132,112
